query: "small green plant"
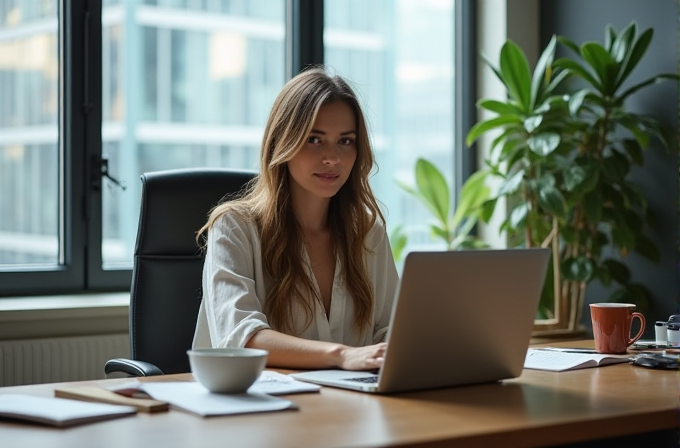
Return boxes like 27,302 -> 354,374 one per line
392,158 -> 491,261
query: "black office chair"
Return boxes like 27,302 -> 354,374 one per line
104,168 -> 257,377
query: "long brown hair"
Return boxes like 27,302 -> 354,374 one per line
198,66 -> 384,336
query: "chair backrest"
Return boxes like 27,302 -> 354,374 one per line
130,167 -> 257,374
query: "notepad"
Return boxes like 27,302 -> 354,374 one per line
0,394 -> 137,427
139,382 -> 298,417
524,349 -> 631,372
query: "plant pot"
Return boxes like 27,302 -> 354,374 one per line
532,279 -> 587,338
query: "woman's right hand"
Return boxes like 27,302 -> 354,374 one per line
337,342 -> 387,371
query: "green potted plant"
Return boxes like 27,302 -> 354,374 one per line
392,158 -> 490,262
466,21 -> 678,335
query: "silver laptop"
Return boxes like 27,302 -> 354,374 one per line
290,248 -> 549,394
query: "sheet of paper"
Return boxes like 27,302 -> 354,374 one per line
139,382 -> 297,417
249,371 -> 321,395
0,394 -> 137,427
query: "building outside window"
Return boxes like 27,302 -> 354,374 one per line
0,0 -> 458,294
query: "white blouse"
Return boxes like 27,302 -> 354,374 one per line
192,211 -> 399,349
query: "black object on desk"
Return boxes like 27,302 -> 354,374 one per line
630,353 -> 680,370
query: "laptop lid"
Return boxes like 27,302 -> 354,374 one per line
291,248 -> 550,394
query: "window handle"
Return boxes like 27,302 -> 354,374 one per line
92,156 -> 126,192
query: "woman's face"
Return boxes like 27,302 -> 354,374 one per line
287,100 -> 358,203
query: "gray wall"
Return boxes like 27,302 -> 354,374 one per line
540,0 -> 679,337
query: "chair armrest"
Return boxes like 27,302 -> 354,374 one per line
104,358 -> 165,377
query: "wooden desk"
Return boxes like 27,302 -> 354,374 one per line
1,341 -> 678,448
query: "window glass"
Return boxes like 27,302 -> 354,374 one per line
101,0 -> 285,267
0,1 -> 60,266
324,0 -> 455,255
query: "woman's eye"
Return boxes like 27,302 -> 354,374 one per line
308,136 -> 322,144
339,138 -> 355,146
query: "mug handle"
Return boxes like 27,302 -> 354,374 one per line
627,312 -> 646,346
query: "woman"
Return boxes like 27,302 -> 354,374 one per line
192,66 -> 399,371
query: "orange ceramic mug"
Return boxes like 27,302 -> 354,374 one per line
590,303 -> 645,354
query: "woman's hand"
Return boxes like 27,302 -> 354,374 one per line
246,329 -> 387,370
337,342 -> 387,371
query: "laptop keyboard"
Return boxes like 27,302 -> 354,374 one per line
345,376 -> 378,384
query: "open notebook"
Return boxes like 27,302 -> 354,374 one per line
523,349 -> 631,371
291,248 -> 550,393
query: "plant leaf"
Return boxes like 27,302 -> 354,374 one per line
553,58 -> 602,91
524,115 -> 543,133
497,170 -> 524,196
568,89 -> 588,117
617,74 -> 679,102
557,35 -> 580,55
415,158 -> 450,226
509,202 -> 529,229
544,68 -> 570,94
619,116 -> 650,149
430,225 -> 450,246
622,139 -> 644,165
530,35 -> 557,109
477,99 -> 522,116
389,225 -> 408,263
610,22 -> 634,63
562,256 -> 595,282
480,198 -> 498,223
490,128 -> 516,157
572,161 -> 600,195
451,170 -> 490,229
466,115 -> 523,147
537,184 -> 568,217
498,137 -> 524,163
499,40 -> 532,112
562,165 -> 587,192
527,133 -> 560,156
580,42 -> 618,95
617,27 -> 653,89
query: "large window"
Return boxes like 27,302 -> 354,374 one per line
100,1 -> 285,268
325,0 -> 456,251
0,0 -> 469,296
0,2 -> 60,267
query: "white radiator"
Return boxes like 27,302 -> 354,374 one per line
0,334 -> 130,387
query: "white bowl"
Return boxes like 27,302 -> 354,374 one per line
187,348 -> 268,394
